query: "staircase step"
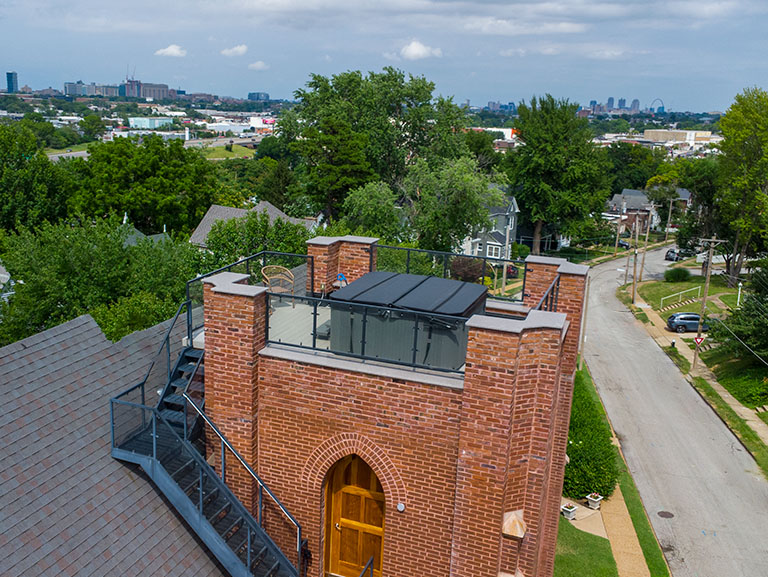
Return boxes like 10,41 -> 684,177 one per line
159,408 -> 186,426
180,471 -> 202,495
163,393 -> 187,408
208,501 -> 231,523
221,516 -> 244,540
177,362 -> 202,375
249,545 -> 268,570
264,560 -> 281,577
184,348 -> 204,360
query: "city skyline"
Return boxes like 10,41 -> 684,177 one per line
3,1 -> 767,112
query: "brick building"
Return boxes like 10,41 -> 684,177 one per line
110,235 -> 588,577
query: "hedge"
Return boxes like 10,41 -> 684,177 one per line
563,370 -> 619,498
664,267 -> 691,282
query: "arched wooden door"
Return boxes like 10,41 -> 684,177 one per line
325,455 -> 385,577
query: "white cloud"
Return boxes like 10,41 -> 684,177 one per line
248,60 -> 270,71
400,40 -> 442,60
221,44 -> 248,57
154,44 -> 187,57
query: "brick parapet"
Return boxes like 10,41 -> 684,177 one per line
203,275 -> 267,509
306,235 -> 378,295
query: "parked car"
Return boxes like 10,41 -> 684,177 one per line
665,248 -> 697,261
666,312 -> 709,333
618,240 -> 630,249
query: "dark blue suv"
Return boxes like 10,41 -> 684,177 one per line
667,312 -> 709,333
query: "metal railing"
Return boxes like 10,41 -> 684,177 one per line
660,285 -> 702,309
358,556 -> 375,577
181,391 -> 304,567
536,275 -> 561,312
375,244 -> 526,301
186,251 -> 314,344
266,292 -> 470,373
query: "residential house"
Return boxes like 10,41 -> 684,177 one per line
461,196 -> 520,259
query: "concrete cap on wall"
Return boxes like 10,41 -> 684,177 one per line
525,254 -> 569,267
466,309 -> 567,334
557,262 -> 589,276
485,300 -> 530,316
202,272 -> 268,297
307,235 -> 379,246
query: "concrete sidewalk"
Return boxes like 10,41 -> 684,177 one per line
635,293 -> 768,446
561,487 -> 651,577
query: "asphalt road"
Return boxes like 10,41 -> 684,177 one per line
584,247 -> 768,576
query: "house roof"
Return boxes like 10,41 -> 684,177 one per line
189,202 -> 316,247
0,316 -> 226,577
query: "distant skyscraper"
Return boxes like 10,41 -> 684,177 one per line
248,92 -> 270,101
606,96 -> 615,110
589,100 -> 597,111
630,99 -> 640,113
6,71 -> 18,94
618,98 -> 626,109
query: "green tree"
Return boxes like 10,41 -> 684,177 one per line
404,157 -> 504,252
0,124 -> 71,231
342,181 -> 404,242
79,114 -> 106,141
507,95 -> 611,254
291,115 -> 374,219
205,210 -> 311,266
464,129 -> 502,173
65,135 -> 217,234
605,141 -> 665,196
717,87 -> 768,286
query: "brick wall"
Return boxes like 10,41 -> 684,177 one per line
202,273 -> 267,509
256,353 -> 463,577
306,236 -> 378,295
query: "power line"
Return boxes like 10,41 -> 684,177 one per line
710,318 -> 768,368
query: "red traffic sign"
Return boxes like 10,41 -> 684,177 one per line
694,336 -> 706,346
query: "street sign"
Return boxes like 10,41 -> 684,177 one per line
694,336 -> 706,346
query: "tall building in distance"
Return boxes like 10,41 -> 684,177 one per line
630,98 -> 640,113
618,97 -> 626,110
247,91 -> 270,101
606,96 -> 615,110
6,71 -> 18,94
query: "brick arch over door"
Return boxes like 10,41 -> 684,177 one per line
302,433 -> 407,507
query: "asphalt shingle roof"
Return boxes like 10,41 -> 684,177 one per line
189,202 -> 315,247
0,316 -> 226,577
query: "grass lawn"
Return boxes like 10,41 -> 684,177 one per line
662,345 -> 691,374
44,142 -> 91,154
699,347 -> 768,409
202,144 -> 253,159
718,293 -> 740,310
638,274 -> 736,311
554,519 -> 618,577
575,365 -> 670,577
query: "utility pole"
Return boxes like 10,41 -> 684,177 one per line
631,217 -> 640,304
664,197 -> 674,242
613,216 -> 621,256
638,205 -> 654,283
692,236 -> 726,371
624,219 -> 635,285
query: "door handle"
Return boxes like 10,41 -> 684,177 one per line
335,523 -> 341,531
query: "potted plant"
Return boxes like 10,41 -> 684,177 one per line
586,492 -> 603,510
561,502 -> 577,520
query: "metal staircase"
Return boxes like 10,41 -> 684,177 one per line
110,302 -> 304,577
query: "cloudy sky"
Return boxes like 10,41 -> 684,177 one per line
2,0 -> 766,112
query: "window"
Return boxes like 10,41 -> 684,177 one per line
476,242 -> 483,256
487,245 -> 501,259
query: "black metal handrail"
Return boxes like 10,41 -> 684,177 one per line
536,275 -> 561,312
375,243 -> 526,301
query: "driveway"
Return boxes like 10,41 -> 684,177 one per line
583,247 -> 768,576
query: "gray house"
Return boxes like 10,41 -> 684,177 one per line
461,197 -> 520,259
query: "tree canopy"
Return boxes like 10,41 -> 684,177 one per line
507,94 -> 610,254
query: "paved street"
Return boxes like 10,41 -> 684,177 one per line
584,247 -> 768,576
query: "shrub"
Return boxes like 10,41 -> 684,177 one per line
664,267 -> 691,282
563,370 -> 619,498
509,242 -> 530,260
450,256 -> 483,282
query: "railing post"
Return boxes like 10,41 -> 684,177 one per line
258,484 -> 264,526
406,249 -> 411,274
110,402 -> 115,448
297,527 -> 302,573
411,313 -> 420,365
221,441 -> 226,483
312,300 -> 318,349
360,308 -> 368,357
247,528 -> 252,569
310,255 -> 315,295
199,467 -> 204,513
443,254 -> 448,278
152,412 -> 157,460
183,398 -> 188,440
